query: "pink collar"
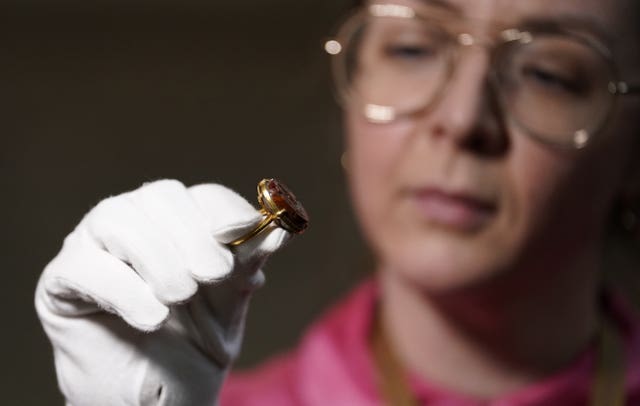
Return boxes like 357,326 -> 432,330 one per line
297,279 -> 640,405
223,279 -> 640,405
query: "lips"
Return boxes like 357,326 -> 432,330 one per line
409,188 -> 496,231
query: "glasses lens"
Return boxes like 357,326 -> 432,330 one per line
338,13 -> 452,120
497,35 -> 614,146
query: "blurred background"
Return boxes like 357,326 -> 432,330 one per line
1,0 -> 370,403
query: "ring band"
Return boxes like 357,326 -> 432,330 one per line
227,179 -> 309,247
227,209 -> 283,247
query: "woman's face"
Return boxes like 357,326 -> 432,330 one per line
346,0 -> 639,292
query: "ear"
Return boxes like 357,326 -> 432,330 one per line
341,151 -> 351,173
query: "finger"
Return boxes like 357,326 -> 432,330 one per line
234,227 -> 291,262
42,231 -> 169,331
189,183 -> 292,259
128,180 -> 233,283
85,195 -> 198,305
187,183 -> 262,244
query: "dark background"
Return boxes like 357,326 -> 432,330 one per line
1,1 -> 370,403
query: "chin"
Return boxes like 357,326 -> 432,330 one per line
376,230 -> 518,295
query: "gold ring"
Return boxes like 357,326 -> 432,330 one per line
227,178 -> 309,247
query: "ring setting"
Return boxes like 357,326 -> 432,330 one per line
227,178 -> 309,247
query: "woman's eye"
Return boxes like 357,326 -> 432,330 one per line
522,65 -> 588,96
384,43 -> 437,60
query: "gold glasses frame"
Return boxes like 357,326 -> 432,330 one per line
325,3 -> 640,149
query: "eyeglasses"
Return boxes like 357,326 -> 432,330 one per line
325,3 -> 640,149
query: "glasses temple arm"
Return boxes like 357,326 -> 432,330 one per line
627,85 -> 640,94
618,82 -> 640,95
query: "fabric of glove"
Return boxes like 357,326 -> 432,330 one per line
35,179 -> 290,406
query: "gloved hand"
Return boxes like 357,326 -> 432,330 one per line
35,179 -> 290,406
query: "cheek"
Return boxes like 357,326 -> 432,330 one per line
502,140 -> 572,250
508,91 -> 640,240
504,133 -> 622,260
508,136 -> 567,210
345,110 -> 412,246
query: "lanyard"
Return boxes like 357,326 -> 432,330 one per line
372,315 -> 625,406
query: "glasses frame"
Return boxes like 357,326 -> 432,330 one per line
326,3 -> 640,149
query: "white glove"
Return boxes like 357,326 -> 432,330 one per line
35,179 -> 290,406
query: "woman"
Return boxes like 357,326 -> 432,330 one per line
36,0 -> 640,405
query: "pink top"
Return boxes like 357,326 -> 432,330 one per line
221,280 -> 640,405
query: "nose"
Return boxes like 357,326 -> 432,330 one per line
422,50 -> 508,156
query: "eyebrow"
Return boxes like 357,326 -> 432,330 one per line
518,15 -> 614,48
416,0 -> 462,14
413,1 -> 614,47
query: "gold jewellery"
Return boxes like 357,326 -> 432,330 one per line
228,178 -> 309,247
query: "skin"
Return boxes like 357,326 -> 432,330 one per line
345,0 -> 640,399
